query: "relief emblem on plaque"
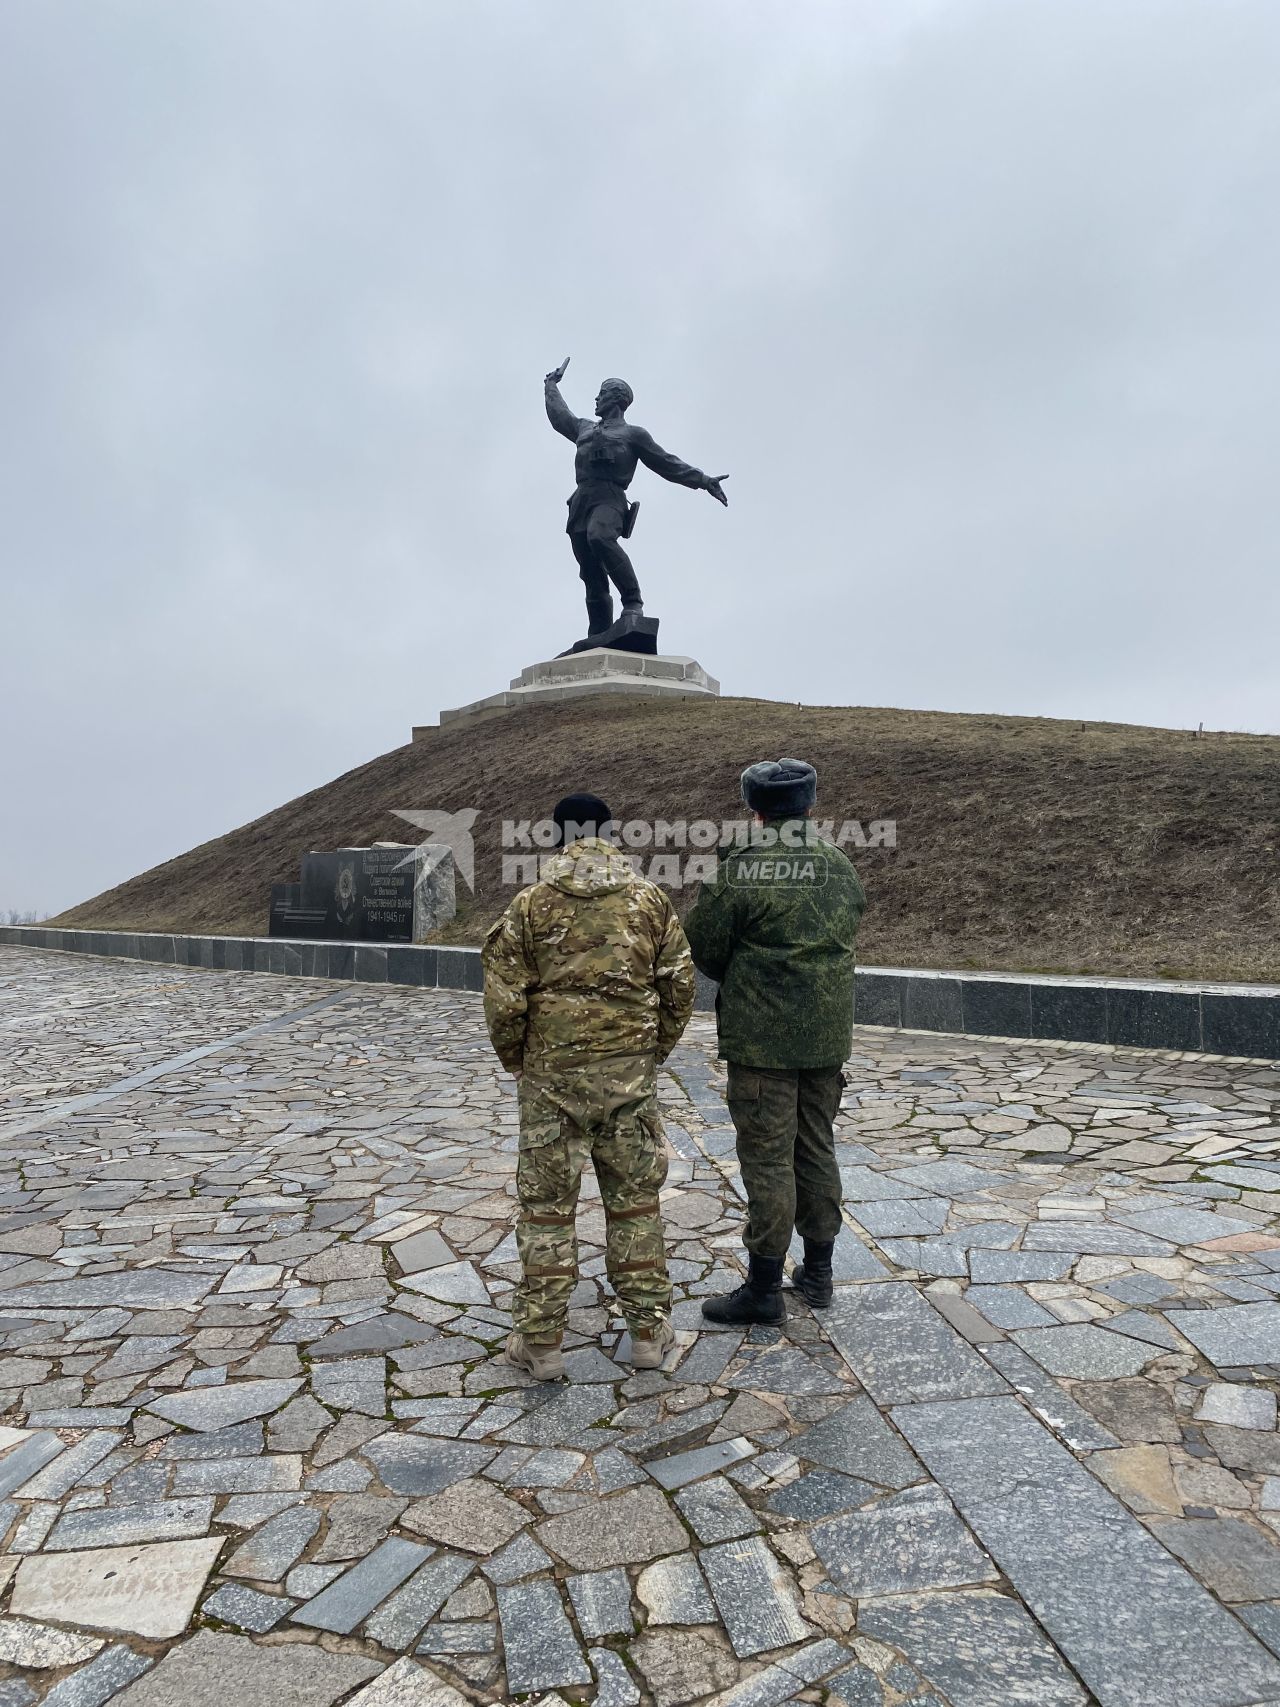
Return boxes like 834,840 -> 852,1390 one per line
334,861 -> 357,924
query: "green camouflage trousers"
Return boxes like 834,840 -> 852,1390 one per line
514,1054 -> 671,1341
726,1062 -> 844,1258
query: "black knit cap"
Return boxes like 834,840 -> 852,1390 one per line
740,758 -> 817,819
552,792 -> 612,847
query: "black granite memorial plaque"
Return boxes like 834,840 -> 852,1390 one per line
297,848 -> 417,942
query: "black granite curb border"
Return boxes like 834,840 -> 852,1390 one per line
1,926 -> 1276,1061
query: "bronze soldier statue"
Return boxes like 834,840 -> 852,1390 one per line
544,357 -> 728,638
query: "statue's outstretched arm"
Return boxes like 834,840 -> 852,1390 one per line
634,428 -> 729,506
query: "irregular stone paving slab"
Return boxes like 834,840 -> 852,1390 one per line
40,1642 -> 154,1707
1114,1206 -> 1255,1244
16,1429 -> 120,1500
1197,1383 -> 1276,1430
363,1434 -> 495,1496
822,1663 -> 883,1707
1241,1604 -> 1280,1661
399,1261 -> 489,1305
0,1432 -> 65,1497
888,1160 -> 1008,1194
648,1436 -> 754,1489
161,1421 -> 265,1460
827,1226 -> 890,1280
673,1475 -> 762,1543
700,1643 -> 845,1707
824,1285 -> 1009,1405
224,1505 -> 320,1579
0,1617 -> 103,1667
1163,1303 -> 1280,1369
292,1535 -> 431,1633
859,1590 -> 1087,1707
811,1484 -> 998,1596
173,1454 -> 302,1494
311,1357 -> 387,1415
894,1395 -> 1280,1707
637,1554 -> 716,1625
497,1578 -> 592,1692
631,1628 -> 739,1707
401,1477 -> 528,1550
1071,1378 -> 1180,1445
365,1553 -> 474,1650
1204,1166 -> 1280,1193
674,1331 -> 744,1386
202,1583 -> 293,1631
700,1535 -> 814,1658
480,1532 -> 554,1584
497,1383 -> 616,1445
537,1484 -> 688,1568
12,1537 -> 224,1640
981,1343 -> 1120,1452
345,1659 -> 469,1706
567,1567 -> 634,1638
1147,1517 -> 1280,1602
767,1469 -> 879,1520
1021,1223 -> 1176,1257
390,1230 -> 455,1274
145,1378 -> 303,1431
1011,1324 -> 1162,1379
1,1272 -> 213,1309
110,1628 -> 380,1706
47,1495 -> 215,1550
309,1315 -> 440,1360
591,1646 -> 642,1707
785,1395 -> 923,1487
963,1285 -> 1058,1330
968,1248 -> 1075,1283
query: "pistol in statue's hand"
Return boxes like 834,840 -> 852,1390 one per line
545,357 -> 570,385
704,474 -> 729,507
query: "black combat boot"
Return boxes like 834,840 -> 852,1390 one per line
701,1254 -> 786,1325
585,598 -> 615,635
789,1239 -> 835,1308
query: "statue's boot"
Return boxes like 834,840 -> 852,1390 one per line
585,597 -> 615,636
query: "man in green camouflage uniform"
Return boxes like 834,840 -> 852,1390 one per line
482,791 -> 695,1379
686,759 -> 865,1323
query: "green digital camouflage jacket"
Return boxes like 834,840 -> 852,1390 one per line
481,837 -> 696,1076
685,822 -> 866,1070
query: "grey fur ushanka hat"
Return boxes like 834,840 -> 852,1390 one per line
740,758 -> 818,818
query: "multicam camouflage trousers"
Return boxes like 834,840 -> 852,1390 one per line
514,1054 -> 672,1342
726,1062 -> 844,1258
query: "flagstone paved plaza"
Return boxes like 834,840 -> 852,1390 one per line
3,946 -> 1280,1706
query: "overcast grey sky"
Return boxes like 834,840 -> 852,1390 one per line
3,0 -> 1278,915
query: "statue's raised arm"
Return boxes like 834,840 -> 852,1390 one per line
544,357 -> 581,441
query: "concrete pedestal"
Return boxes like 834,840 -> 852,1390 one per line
427,648 -> 719,732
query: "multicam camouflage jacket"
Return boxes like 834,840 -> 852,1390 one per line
481,837 -> 696,1076
685,820 -> 866,1070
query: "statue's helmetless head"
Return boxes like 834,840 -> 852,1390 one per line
595,378 -> 634,416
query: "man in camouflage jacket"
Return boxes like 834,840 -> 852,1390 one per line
686,759 -> 865,1323
482,791 -> 696,1380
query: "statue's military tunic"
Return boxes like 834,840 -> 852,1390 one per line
544,381 -> 708,540
482,838 -> 696,1340
685,826 -> 866,1260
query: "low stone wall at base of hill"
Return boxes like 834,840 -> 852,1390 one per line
1,925 -> 1276,1061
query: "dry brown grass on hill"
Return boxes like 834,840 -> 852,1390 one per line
54,696 -> 1280,984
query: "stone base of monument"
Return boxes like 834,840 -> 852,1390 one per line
430,647 -> 719,732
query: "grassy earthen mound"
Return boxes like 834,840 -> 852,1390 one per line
54,696 -> 1280,984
